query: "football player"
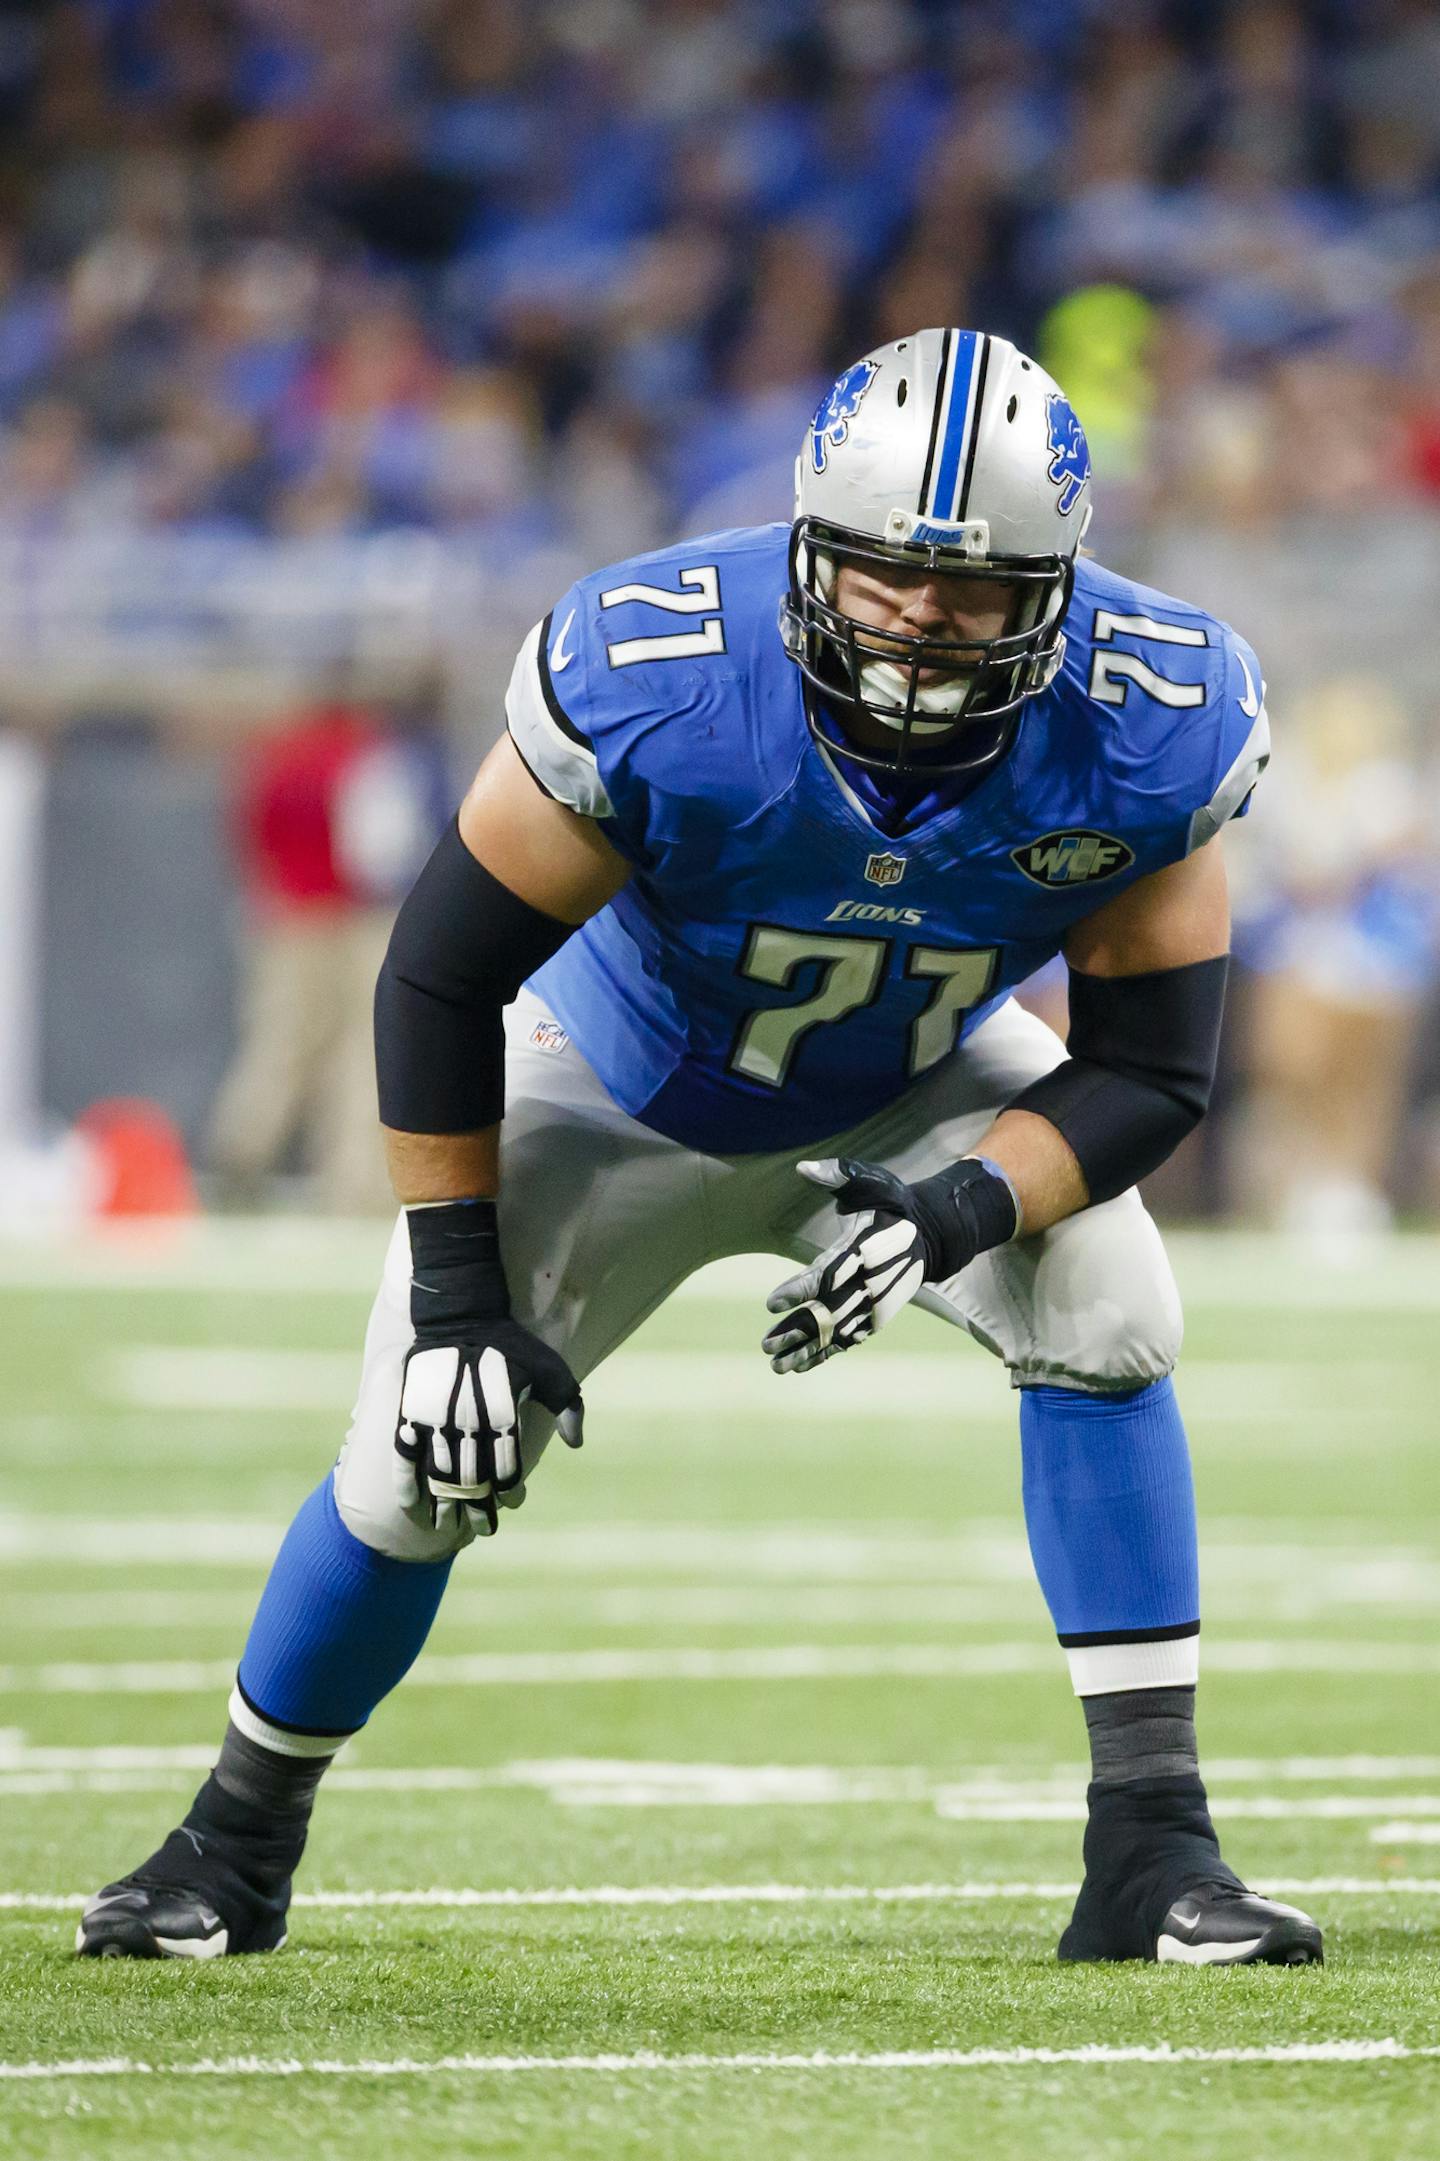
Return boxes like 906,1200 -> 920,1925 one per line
80,330 -> 1321,1968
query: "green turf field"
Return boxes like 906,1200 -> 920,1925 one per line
1,1222 -> 1437,2159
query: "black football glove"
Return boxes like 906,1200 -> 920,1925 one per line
394,1200 -> 583,1536
762,1154 -> 1019,1375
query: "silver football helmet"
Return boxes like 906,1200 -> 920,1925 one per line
781,327 -> 1094,775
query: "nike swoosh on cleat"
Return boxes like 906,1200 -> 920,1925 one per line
1157,1932 -> 1265,1965
152,1928 -> 229,1959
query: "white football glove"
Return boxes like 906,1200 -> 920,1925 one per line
394,1201 -> 583,1537
761,1152 -> 1020,1376
394,1331 -> 584,1537
761,1158 -> 927,1375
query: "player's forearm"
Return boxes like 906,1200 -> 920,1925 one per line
964,1107 -> 1088,1235
374,815 -> 582,1212
383,1126 -> 499,1206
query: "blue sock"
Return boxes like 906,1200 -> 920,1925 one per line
236,1478 -> 452,1737
1019,1378 -> 1199,1644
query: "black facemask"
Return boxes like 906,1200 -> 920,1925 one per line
781,517 -> 1074,777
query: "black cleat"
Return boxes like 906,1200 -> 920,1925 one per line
1058,1774 -> 1325,1967
76,1781 -> 298,1960
1154,1882 -> 1323,1967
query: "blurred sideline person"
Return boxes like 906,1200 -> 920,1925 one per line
81,331 -> 1323,1971
207,682 -> 445,1214
1233,676 -> 1440,1246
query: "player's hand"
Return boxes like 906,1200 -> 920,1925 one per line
394,1323 -> 583,1537
761,1158 -> 928,1374
761,1153 -> 1019,1375
393,1199 -> 583,1536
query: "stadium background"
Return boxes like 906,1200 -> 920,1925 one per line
1,0 -> 1439,1230
2,9 -> 1440,2154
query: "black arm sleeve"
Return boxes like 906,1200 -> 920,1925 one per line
1006,955 -> 1229,1206
374,817 -> 572,1133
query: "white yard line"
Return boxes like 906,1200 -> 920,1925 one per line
3,1638 -> 1439,1696
0,1742 -> 214,1771
7,1224 -> 1440,1309
2,2039 -> 1439,2082
0,1585 -> 1053,1629
2,1511 -> 1430,1581
1370,1824 -> 1440,1843
7,1741 -> 1440,1802
933,1795 -> 1440,1823
4,1735 -> 1436,1784
15,1579 -> 1436,1628
5,1879 -> 1439,1915
0,1515 -> 285,1565
106,1345 -> 1407,1423
6,1744 -> 1440,1818
11,1573 -> 1435,1625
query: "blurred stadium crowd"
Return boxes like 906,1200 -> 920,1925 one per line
2,0 -> 1440,549
2,0 -> 1440,1233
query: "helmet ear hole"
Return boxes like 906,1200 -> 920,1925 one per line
1006,396 -> 1018,422
897,379 -> 908,407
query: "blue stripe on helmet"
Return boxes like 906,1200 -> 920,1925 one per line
927,329 -> 979,520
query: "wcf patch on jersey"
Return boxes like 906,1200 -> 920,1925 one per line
1011,829 -> 1134,887
528,1018 -> 570,1055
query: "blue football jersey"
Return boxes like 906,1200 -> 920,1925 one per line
507,524 -> 1268,1154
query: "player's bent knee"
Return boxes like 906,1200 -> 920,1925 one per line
1072,1288 -> 1182,1391
332,1329 -> 562,1562
332,1466 -> 472,1563
1001,1192 -> 1184,1392
1068,1199 -> 1182,1390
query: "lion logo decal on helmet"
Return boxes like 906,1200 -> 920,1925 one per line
1044,392 -> 1091,515
810,359 -> 879,476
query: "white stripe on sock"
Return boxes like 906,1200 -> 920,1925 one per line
1064,1635 -> 1201,1697
227,1685 -> 353,1760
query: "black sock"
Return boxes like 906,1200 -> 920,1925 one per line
1082,1686 -> 1198,1787
210,1719 -> 336,1827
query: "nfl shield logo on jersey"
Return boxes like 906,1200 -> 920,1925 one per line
864,851 -> 906,888
1012,829 -> 1134,887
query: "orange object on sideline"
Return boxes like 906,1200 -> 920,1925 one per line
76,1098 -> 199,1217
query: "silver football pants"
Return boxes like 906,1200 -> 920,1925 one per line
333,988 -> 1183,1563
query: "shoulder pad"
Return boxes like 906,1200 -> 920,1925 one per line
505,611 -> 613,820
506,534 -> 771,829
1186,629 -> 1270,854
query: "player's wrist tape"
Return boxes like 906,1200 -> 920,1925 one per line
405,1198 -> 511,1340
1008,955 -> 1228,1206
375,817 -> 572,1135
903,1156 -> 1020,1281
